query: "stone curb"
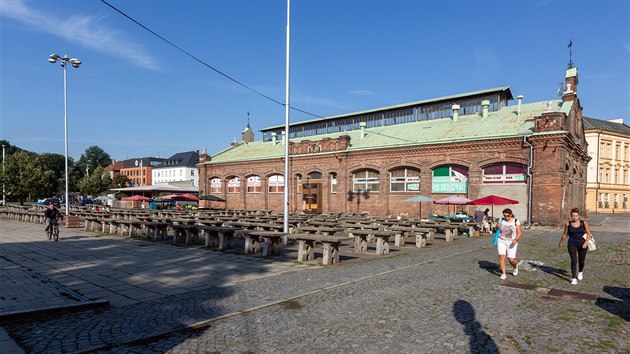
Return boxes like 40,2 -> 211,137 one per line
0,300 -> 111,325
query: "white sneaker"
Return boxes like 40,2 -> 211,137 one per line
500,273 -> 507,280
512,267 -> 518,276
577,272 -> 583,280
571,278 -> 578,285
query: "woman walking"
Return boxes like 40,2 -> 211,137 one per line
559,208 -> 592,285
497,208 -> 522,280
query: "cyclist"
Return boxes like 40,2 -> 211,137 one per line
44,203 -> 63,232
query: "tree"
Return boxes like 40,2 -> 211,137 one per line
77,146 -> 111,177
39,153 -> 66,196
0,140 -> 24,156
1,151 -> 53,204
78,166 -> 112,196
112,174 -> 130,189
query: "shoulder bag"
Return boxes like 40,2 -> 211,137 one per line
583,233 -> 596,251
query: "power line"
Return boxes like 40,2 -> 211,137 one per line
99,0 -> 322,119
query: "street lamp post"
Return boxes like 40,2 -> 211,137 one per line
2,144 -> 5,206
49,53 -> 81,216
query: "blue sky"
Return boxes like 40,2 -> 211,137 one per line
1,0 -> 628,161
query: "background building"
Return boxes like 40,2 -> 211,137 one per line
120,157 -> 165,187
152,151 -> 199,186
198,67 -> 590,226
584,117 -> 630,213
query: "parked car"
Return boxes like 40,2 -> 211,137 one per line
36,198 -> 61,206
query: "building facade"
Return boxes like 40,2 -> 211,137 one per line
120,157 -> 165,187
584,117 -> 630,213
152,151 -> 200,186
198,67 -> 590,226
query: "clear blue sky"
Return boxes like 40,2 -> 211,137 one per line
1,0 -> 628,162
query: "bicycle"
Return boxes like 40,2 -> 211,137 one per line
47,219 -> 60,241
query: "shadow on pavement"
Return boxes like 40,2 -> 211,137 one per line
478,260 -> 500,275
595,286 -> 630,322
453,299 -> 498,353
529,263 -> 571,282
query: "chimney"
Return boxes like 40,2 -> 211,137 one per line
359,121 -> 367,139
452,104 -> 460,122
481,100 -> 490,118
281,131 -> 286,145
563,67 -> 578,102
271,132 -> 277,145
517,95 -> 523,116
242,125 -> 254,143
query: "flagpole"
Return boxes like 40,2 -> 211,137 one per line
282,0 -> 291,244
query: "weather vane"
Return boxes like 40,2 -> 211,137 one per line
567,39 -> 573,69
247,111 -> 251,128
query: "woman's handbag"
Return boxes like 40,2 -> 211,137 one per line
583,233 -> 596,251
493,228 -> 501,246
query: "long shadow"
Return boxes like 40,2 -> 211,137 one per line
0,226 -> 277,353
595,286 -> 630,321
453,300 -> 499,353
529,263 -> 571,282
478,260 -> 500,276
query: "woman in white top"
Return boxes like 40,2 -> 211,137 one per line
497,208 -> 522,280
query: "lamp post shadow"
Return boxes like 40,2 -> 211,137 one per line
453,299 -> 499,353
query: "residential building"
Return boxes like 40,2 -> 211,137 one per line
584,117 -> 630,213
104,160 -> 123,180
152,151 -> 200,186
198,67 -> 590,226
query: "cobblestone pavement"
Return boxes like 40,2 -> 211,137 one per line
1,216 -> 628,353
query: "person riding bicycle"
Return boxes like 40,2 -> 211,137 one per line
44,203 -> 63,231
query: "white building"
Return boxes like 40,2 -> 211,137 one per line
152,151 -> 200,186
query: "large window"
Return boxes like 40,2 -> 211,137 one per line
432,165 -> 468,193
390,168 -> 420,192
227,177 -> 241,193
268,175 -> 285,193
353,169 -> 379,192
482,163 -> 526,184
210,178 -> 222,193
247,176 -> 262,193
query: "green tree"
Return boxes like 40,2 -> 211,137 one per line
39,153 -> 66,196
77,146 -> 111,178
0,140 -> 24,156
112,174 -> 130,189
78,166 -> 112,196
1,151 -> 53,204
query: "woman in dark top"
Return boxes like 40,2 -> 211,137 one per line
559,208 -> 592,285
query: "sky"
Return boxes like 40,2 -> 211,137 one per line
1,0 -> 628,162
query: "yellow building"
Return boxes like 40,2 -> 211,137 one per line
584,117 -> 630,214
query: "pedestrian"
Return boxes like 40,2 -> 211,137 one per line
496,208 -> 522,280
558,208 -> 592,285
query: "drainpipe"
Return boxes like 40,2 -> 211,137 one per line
523,134 -> 533,228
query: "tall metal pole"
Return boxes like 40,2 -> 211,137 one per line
63,61 -> 70,216
282,0 -> 291,243
2,144 -> 5,206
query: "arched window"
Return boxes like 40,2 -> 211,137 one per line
432,165 -> 468,193
247,176 -> 262,193
307,171 -> 322,181
353,169 -> 379,192
390,168 -> 420,192
227,177 -> 241,193
210,178 -> 222,193
268,175 -> 285,193
482,163 -> 526,184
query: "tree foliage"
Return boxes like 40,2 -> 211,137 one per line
112,174 -> 130,189
77,146 -> 112,177
78,166 -> 112,196
1,151 -> 53,204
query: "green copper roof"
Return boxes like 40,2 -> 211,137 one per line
261,86 -> 512,131
204,100 -> 564,164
